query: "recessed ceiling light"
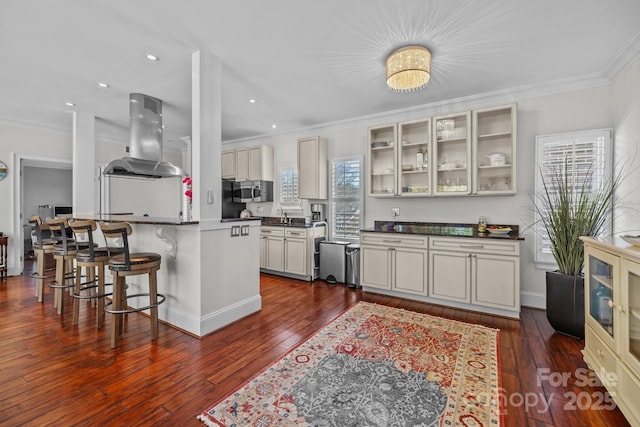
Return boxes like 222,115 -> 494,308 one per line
65,102 -> 75,107
97,82 -> 109,88
272,124 -> 277,129
145,53 -> 159,61
249,99 -> 256,103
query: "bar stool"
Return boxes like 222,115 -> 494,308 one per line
100,222 -> 165,348
27,216 -> 59,302
46,217 -> 95,315
69,219 -> 124,328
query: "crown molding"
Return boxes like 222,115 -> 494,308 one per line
605,28 -> 640,80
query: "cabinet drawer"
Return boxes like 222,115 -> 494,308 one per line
429,237 -> 519,256
260,227 -> 285,237
285,228 -> 308,239
360,232 -> 428,249
585,326 -> 618,390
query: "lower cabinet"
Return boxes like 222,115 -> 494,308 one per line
361,232 -> 521,318
360,232 -> 428,296
260,226 -> 325,280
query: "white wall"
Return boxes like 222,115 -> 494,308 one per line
225,83 -> 615,308
611,55 -> 640,236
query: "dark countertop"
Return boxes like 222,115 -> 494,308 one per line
74,213 -> 198,225
261,217 -> 326,228
363,221 -> 524,241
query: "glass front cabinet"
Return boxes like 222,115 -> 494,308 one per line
367,103 -> 516,198
581,237 -> 640,426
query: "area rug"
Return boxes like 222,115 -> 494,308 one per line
198,301 -> 502,426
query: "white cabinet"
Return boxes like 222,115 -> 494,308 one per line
260,227 -> 284,271
222,145 -> 274,181
284,228 -> 308,276
368,120 -> 432,197
360,232 -> 428,296
472,104 -> 516,195
429,237 -> 520,312
581,237 -> 640,427
260,225 -> 326,280
432,111 -> 472,195
221,150 -> 236,179
297,136 -> 327,199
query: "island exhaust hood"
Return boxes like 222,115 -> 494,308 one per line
103,93 -> 186,178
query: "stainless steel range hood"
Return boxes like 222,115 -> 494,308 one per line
103,93 -> 186,178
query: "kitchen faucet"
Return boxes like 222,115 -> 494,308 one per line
278,207 -> 289,224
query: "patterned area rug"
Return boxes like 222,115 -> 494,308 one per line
198,302 -> 502,426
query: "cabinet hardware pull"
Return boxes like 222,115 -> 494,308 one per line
383,239 -> 402,243
262,230 -> 272,233
608,300 -> 614,309
597,349 -> 603,357
460,244 -> 483,249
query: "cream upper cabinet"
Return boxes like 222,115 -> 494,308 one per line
221,150 -> 236,179
432,111 -> 472,196
222,145 -> 274,181
368,124 -> 398,197
297,136 -> 327,199
472,104 -> 517,195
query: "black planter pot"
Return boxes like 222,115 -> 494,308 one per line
546,271 -> 585,339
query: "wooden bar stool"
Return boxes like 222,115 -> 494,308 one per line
101,222 -> 165,348
69,220 -> 124,328
27,216 -> 58,302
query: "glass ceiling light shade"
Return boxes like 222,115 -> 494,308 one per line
386,45 -> 431,92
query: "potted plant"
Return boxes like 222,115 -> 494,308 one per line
533,158 -> 622,339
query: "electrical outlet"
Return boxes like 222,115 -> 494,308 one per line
392,207 -> 400,217
257,206 -> 264,213
207,189 -> 214,204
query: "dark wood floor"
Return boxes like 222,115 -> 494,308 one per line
0,266 -> 631,426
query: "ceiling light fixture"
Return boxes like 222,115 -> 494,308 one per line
271,124 -> 277,129
249,99 -> 256,103
386,45 -> 431,92
146,53 -> 159,61
97,82 -> 109,88
65,102 -> 75,107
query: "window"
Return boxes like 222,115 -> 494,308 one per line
280,168 -> 299,206
329,158 -> 362,241
534,129 -> 613,266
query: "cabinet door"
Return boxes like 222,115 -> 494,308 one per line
265,236 -> 284,272
432,111 -> 472,196
298,137 -> 327,199
472,253 -> 519,310
361,245 -> 392,290
621,259 -> 640,375
393,247 -> 427,296
260,236 -> 267,269
221,150 -> 236,180
585,246 -> 620,351
472,104 -> 516,195
284,238 -> 307,275
368,124 -> 397,197
235,148 -> 249,181
398,119 -> 431,196
248,146 -> 263,181
429,250 -> 470,302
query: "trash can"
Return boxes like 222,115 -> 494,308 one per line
346,243 -> 360,288
319,241 -> 350,283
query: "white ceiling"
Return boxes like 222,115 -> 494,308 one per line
1,0 -> 640,148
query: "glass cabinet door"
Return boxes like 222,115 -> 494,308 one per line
622,259 -> 640,374
585,247 -> 620,346
369,124 -> 397,197
398,118 -> 431,196
432,112 -> 471,196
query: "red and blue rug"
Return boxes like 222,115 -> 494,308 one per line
198,301 -> 502,426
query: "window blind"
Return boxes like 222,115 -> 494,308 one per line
534,129 -> 613,265
280,169 -> 299,205
329,158 -> 361,241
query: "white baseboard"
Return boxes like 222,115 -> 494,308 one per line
520,291 -> 545,309
199,295 -> 262,336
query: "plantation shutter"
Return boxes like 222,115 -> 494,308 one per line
534,129 -> 613,265
280,168 -> 299,206
329,158 -> 361,241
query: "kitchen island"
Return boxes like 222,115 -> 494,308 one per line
74,214 -> 262,337
360,221 -> 524,318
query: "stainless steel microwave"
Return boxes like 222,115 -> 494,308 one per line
232,180 -> 273,203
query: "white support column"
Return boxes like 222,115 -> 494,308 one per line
72,112 -> 96,214
191,50 -> 222,221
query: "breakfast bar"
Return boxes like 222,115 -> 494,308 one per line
73,214 -> 262,337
